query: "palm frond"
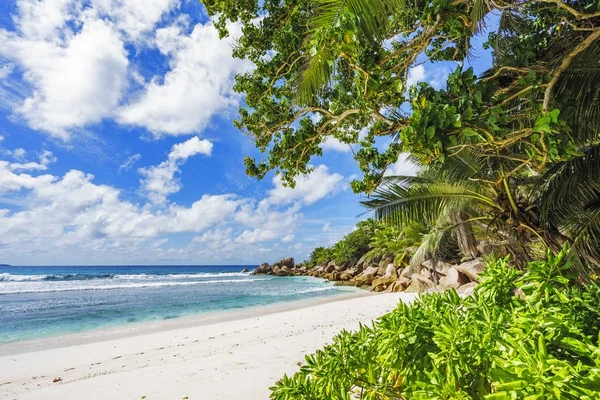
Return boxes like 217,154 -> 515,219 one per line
295,0 -> 410,104
470,0 -> 490,33
554,39 -> 600,144
533,144 -> 600,222
409,228 -> 456,269
361,182 -> 499,226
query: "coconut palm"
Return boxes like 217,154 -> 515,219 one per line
361,151 -> 548,268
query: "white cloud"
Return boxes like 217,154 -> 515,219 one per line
406,63 -> 452,89
0,135 -> 3,142
139,137 -> 212,204
407,65 -> 426,87
321,137 -> 351,153
1,17 -> 129,138
235,205 -> 300,244
0,158 -> 316,263
265,165 -> 344,206
168,136 -> 212,161
195,228 -> 233,243
0,163 -> 241,247
119,153 -> 142,171
384,154 -> 420,177
7,150 -> 56,172
117,20 -> 252,136
3,147 -> 27,161
90,0 -> 179,42
0,64 -> 14,80
322,222 -> 331,232
0,0 -> 179,138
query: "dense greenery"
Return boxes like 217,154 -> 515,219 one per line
201,0 -> 600,272
271,248 -> 600,399
305,219 -> 427,267
199,0 -> 600,397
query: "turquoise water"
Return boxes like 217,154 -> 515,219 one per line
0,265 -> 355,344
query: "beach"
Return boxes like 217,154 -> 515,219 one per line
0,291 -> 417,400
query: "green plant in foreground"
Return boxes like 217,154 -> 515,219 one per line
270,247 -> 600,399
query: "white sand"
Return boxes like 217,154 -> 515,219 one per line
0,292 -> 417,400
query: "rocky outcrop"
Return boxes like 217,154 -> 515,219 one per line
454,259 -> 486,282
438,267 -> 470,290
252,256 -> 486,296
241,268 -> 250,273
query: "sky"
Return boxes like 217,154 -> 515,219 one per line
0,0 -> 493,266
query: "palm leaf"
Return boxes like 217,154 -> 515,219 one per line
554,39 -> 600,145
361,182 -> 500,227
295,0 -> 410,104
409,228 -> 456,269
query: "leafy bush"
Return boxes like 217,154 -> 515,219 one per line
270,248 -> 600,399
306,247 -> 335,267
365,222 -> 426,266
332,228 -> 371,266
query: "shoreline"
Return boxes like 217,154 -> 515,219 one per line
0,285 -> 366,356
0,292 -> 417,400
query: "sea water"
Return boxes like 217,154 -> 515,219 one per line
0,265 -> 355,343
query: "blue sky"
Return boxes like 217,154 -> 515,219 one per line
0,0 -> 493,265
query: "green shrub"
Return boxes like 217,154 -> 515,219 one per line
332,228 -> 371,266
270,248 -> 600,399
307,247 -> 335,267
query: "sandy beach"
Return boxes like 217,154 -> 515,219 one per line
0,292 -> 417,400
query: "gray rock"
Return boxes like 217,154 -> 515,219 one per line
399,267 -> 413,279
455,259 -> 486,282
278,257 -> 295,268
241,268 -> 250,273
353,266 -> 379,286
371,276 -> 397,289
404,279 -> 427,293
252,262 -> 271,275
477,240 -> 493,255
411,273 -> 435,288
456,282 -> 478,296
385,278 -> 410,293
438,267 -> 470,290
325,263 -> 336,273
384,263 -> 398,279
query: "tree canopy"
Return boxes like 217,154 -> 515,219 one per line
201,0 -> 600,192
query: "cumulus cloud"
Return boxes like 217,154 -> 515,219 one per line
139,137 -> 213,204
320,137 -> 351,153
265,165 -> 344,206
1,1 -> 253,139
0,158 -> 323,263
235,204 -> 301,244
7,150 -> 56,172
406,63 -> 451,89
407,65 -> 426,87
117,20 -> 252,136
1,14 -> 129,138
384,153 -> 420,177
0,162 -> 241,248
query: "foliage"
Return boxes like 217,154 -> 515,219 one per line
332,226 -> 371,266
270,247 -> 600,399
306,246 -> 335,267
364,221 -> 426,266
201,0 -> 598,191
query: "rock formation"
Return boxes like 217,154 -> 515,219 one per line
252,256 -> 486,295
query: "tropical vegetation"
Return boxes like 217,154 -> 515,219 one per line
271,249 -> 600,399
200,0 -> 600,397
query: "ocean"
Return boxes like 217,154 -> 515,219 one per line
0,265 -> 355,344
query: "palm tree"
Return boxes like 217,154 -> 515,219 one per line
298,0 -> 600,273
361,152 -> 548,268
